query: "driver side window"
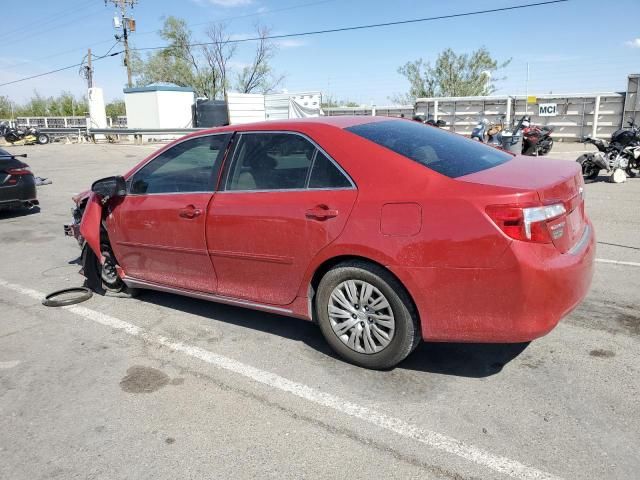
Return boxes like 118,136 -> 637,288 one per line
130,134 -> 230,195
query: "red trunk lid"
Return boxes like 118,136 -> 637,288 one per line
459,156 -> 585,253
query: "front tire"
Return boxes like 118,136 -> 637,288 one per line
315,261 -> 420,369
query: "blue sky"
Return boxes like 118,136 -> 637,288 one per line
1,0 -> 639,106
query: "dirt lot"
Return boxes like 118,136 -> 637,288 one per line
1,142 -> 639,480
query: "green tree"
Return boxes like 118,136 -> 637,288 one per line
8,91 -> 88,117
0,96 -> 13,118
322,96 -> 360,108
16,91 -> 49,116
105,99 -> 126,119
134,17 -> 212,97
393,47 -> 511,103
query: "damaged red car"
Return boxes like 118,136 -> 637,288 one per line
65,117 -> 595,369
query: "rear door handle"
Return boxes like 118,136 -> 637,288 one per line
305,205 -> 338,220
179,205 -> 202,219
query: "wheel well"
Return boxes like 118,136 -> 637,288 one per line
308,255 -> 421,328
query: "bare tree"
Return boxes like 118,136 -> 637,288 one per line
134,17 -> 284,99
202,23 -> 237,100
235,25 -> 284,94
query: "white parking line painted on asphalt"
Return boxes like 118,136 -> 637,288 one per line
0,277 -> 561,480
596,258 -> 640,268
0,360 -> 21,369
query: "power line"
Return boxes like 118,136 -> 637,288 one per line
0,0 -> 569,89
132,0 -> 337,37
131,0 -> 570,52
1,8 -> 102,49
0,0 -> 96,41
0,50 -> 122,88
0,0 -> 335,69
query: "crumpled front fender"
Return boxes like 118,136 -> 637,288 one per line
79,193 -> 104,264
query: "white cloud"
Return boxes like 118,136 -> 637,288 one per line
625,38 -> 640,48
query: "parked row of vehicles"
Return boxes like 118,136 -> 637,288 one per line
0,121 -> 50,145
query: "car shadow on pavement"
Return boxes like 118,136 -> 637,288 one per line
0,206 -> 41,219
400,342 -> 530,377
137,290 -> 529,378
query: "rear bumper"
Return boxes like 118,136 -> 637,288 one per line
0,176 -> 37,209
394,221 -> 595,343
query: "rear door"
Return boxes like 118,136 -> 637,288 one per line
207,131 -> 357,305
110,133 -> 231,292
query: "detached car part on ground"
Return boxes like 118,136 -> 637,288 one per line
65,117 -> 595,369
0,121 -> 50,146
0,148 -> 38,211
577,118 -> 640,183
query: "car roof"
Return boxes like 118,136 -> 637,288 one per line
196,115 -> 401,135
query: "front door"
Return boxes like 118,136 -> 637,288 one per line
110,134 -> 231,292
207,132 -> 357,305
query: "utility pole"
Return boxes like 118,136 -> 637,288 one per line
105,0 -> 137,88
86,48 -> 93,88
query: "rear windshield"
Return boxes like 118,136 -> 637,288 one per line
346,120 -> 512,178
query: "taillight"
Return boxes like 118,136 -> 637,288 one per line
6,167 -> 31,175
486,203 -> 566,243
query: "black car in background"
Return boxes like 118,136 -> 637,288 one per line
0,147 -> 38,211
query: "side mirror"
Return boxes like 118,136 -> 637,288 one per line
91,175 -> 126,200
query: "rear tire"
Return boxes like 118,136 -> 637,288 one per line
540,137 -> 554,155
315,261 -> 420,369
37,133 -> 49,145
577,154 -> 599,183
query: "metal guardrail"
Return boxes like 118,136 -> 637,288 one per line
88,128 -> 203,135
41,127 -> 88,134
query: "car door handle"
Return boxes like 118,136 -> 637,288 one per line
178,205 -> 202,219
305,205 -> 338,220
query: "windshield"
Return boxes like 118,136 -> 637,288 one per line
346,120 -> 513,178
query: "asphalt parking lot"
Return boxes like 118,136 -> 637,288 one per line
1,141 -> 639,480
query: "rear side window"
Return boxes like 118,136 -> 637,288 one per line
308,152 -> 352,189
346,120 -> 512,178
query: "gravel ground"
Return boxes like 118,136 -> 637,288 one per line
0,141 -> 638,480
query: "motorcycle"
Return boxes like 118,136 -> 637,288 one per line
576,118 -> 640,183
471,116 -> 504,145
521,116 -> 554,156
0,121 -> 50,146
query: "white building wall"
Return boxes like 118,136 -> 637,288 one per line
124,91 -> 160,129
156,90 -> 194,128
226,93 -> 265,124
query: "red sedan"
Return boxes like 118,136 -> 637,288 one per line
67,116 -> 595,369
